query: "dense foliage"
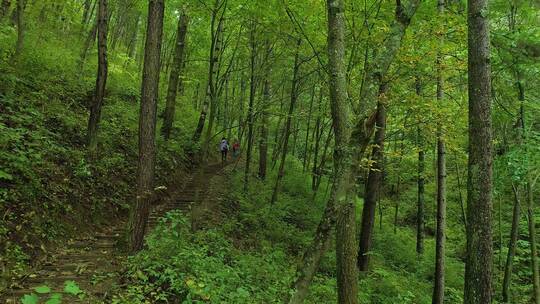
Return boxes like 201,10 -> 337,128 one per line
0,0 -> 539,303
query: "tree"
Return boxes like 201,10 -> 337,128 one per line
244,23 -> 258,192
13,0 -> 23,58
432,1 -> 447,302
415,79 -> 425,257
290,1 -> 421,301
86,0 -> 109,156
270,38 -> 301,203
358,89 -> 386,272
161,11 -> 188,140
129,0 -> 165,253
464,0 -> 493,302
326,0 -> 358,302
192,0 -> 225,145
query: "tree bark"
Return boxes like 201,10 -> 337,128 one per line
193,0 -> 222,144
129,0 -> 165,253
258,77 -> 270,180
416,125 -> 425,255
432,1 -> 447,295
86,0 -> 109,156
13,0 -> 23,58
358,92 -> 386,272
311,89 -> 324,190
502,184 -> 521,302
161,11 -> 188,140
271,38 -> 301,203
328,0 -> 359,302
127,13 -> 141,59
243,24 -> 258,192
464,0 -> 493,302
303,85 -> 316,172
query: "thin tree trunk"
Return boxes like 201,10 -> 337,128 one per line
303,85 -> 316,172
193,0 -> 221,144
127,13 -> 141,59
432,1 -> 447,301
502,184 -> 521,303
271,38 -> 301,204
129,0 -> 164,253
313,126 -> 333,195
86,0 -> 108,156
464,0 -> 493,301
202,16 -> 225,156
453,152 -> 468,230
161,12 -> 188,140
79,21 -> 98,72
311,89 -> 323,190
13,0 -> 24,58
416,124 -> 425,255
358,93 -> 386,272
243,24 -> 258,192
258,77 -> 270,180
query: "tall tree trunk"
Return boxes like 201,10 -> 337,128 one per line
432,1 -> 447,302
464,0 -> 493,302
13,0 -> 23,58
270,38 -> 301,204
329,0 -> 359,298
161,12 -> 188,140
258,77 -> 270,180
193,0 -> 221,144
202,17 -> 225,156
86,0 -> 109,156
127,13 -> 141,59
303,86 -> 316,172
289,1 -> 421,301
416,78 -> 425,256
311,89 -> 324,190
416,125 -> 425,255
243,24 -> 257,192
502,184 -> 521,303
129,0 -> 165,253
358,93 -> 386,272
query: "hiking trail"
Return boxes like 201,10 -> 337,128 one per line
1,162 -> 227,303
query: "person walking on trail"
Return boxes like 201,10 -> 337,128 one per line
220,137 -> 229,162
232,139 -> 240,159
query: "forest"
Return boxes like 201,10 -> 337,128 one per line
0,0 -> 539,303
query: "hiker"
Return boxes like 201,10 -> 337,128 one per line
220,137 -> 229,162
232,139 -> 240,159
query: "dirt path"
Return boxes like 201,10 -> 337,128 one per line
1,162 -> 227,303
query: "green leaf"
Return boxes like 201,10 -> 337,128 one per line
0,169 -> 13,181
21,293 -> 39,304
63,280 -> 82,295
45,293 -> 62,304
34,285 -> 51,294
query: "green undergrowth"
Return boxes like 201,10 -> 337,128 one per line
0,25 -> 195,290
116,157 -> 470,303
